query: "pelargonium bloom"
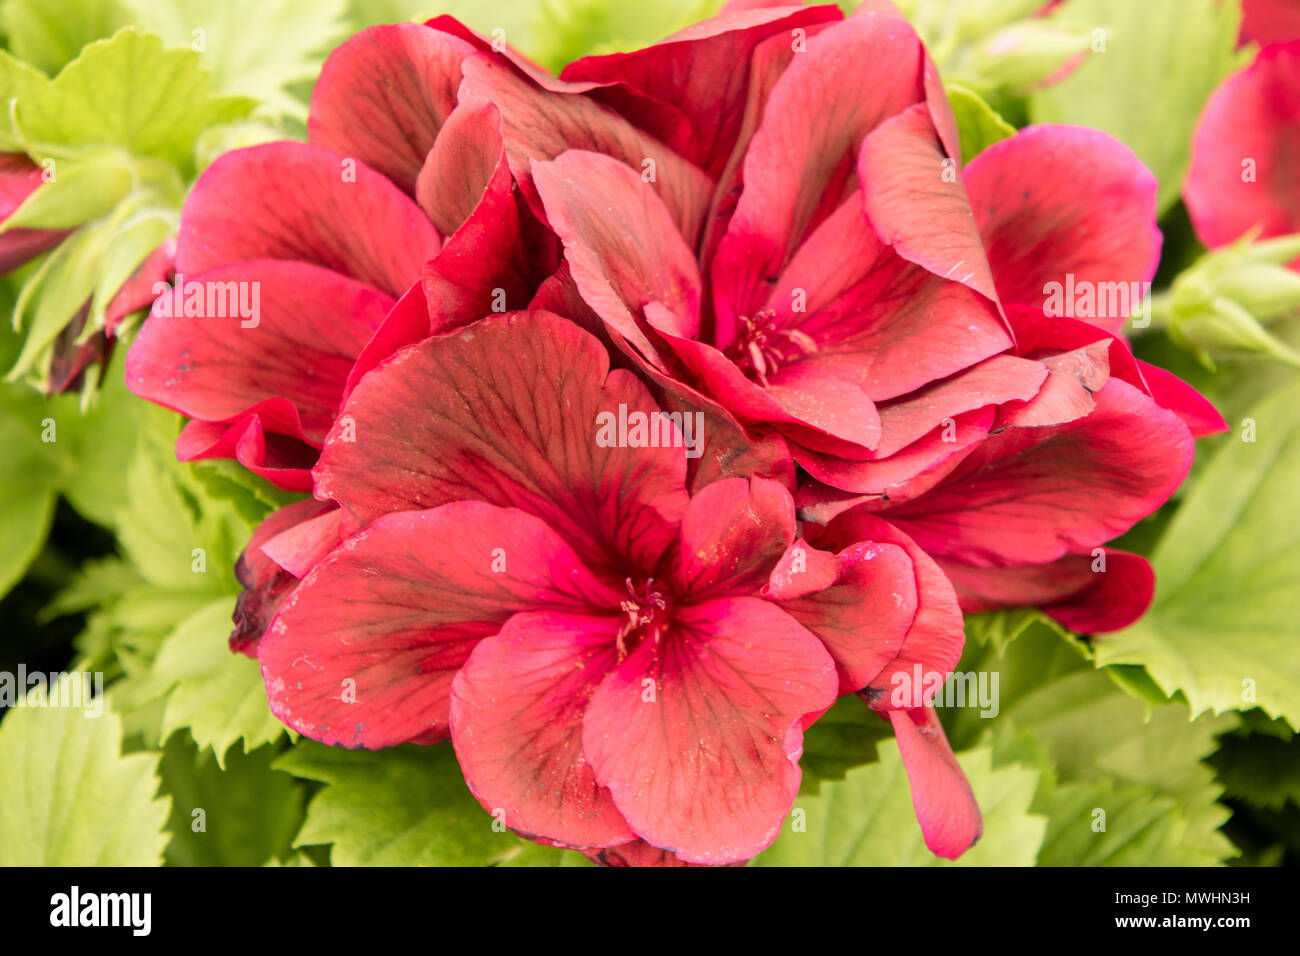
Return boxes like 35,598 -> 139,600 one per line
256,311 -> 978,864
1185,39 -> 1300,252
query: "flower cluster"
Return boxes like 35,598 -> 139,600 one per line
126,3 -> 1222,865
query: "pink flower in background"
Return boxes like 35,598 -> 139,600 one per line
1185,39 -> 1300,251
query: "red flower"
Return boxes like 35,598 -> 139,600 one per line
258,311 -> 978,863
1185,39 -> 1300,252
123,4 -> 1227,866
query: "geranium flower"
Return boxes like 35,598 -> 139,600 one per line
1185,39 -> 1300,251
256,311 -> 979,864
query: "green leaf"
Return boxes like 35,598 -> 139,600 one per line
189,458 -> 304,530
1207,727 -> 1300,811
798,693 -> 892,787
1036,778 -> 1213,866
0,49 -> 49,151
110,406 -> 245,590
530,0 -> 722,72
0,391 -> 57,596
952,621 -> 1238,863
0,154 -> 132,230
348,0 -> 541,57
1029,0 -> 1243,214
122,0 -> 348,119
0,479 -> 54,598
946,82 -> 1015,165
6,218 -> 113,382
18,28 -> 254,174
963,606 -> 1053,655
0,674 -> 170,864
88,211 -> 172,326
159,731 -> 304,865
1095,381 -> 1300,726
149,598 -> 285,762
495,840 -> 595,867
1,0 -> 131,75
275,741 -> 508,865
751,744 -> 1046,865
49,354 -> 154,528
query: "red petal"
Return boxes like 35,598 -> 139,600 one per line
812,511 -> 965,699
532,149 -> 702,365
0,153 -> 67,271
761,193 -> 1012,401
1186,41 -> 1300,247
174,406 -> 315,492
859,103 -> 1001,305
887,706 -> 982,859
561,5 -> 840,177
126,261 -> 391,444
777,539 -> 918,693
965,125 -> 1162,331
418,100 -> 534,330
941,549 -> 1155,634
308,23 -> 473,195
314,311 -> 689,577
583,596 -> 837,863
177,142 -> 439,298
231,498 -> 336,655
878,379 -> 1194,566
1136,359 -> 1229,438
670,476 -> 795,599
458,53 -> 715,244
451,611 -> 634,848
711,10 -> 925,324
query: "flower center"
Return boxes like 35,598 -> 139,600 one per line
616,577 -> 669,658
729,309 -> 818,387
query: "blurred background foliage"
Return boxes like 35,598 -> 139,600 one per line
0,0 -> 1296,867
